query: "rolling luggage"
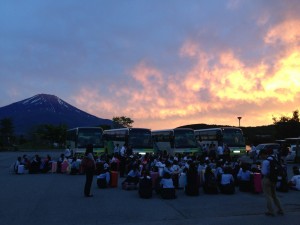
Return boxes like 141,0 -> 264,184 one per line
110,171 -> 118,187
61,161 -> 69,173
252,173 -> 262,193
150,172 -> 159,189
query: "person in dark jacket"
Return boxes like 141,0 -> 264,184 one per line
185,162 -> 199,196
82,144 -> 96,197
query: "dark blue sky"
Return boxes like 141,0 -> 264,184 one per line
1,0 -> 300,129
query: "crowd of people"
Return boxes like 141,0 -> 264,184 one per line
11,144 -> 300,201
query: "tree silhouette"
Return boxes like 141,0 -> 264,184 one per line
273,110 -> 300,139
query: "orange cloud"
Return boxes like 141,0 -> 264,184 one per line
72,19 -> 300,129
265,19 -> 300,44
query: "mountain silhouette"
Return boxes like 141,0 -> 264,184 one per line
0,94 -> 112,135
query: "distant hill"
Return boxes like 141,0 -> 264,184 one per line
0,94 -> 112,135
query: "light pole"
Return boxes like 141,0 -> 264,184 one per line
237,117 -> 242,127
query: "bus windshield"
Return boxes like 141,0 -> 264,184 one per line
128,129 -> 153,148
222,129 -> 245,147
174,129 -> 197,148
77,128 -> 104,148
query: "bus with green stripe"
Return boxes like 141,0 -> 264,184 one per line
194,127 -> 246,157
103,128 -> 153,155
66,127 -> 105,157
151,128 -> 199,155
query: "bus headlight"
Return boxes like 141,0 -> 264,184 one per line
233,150 -> 240,153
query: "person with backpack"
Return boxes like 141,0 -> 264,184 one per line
260,149 -> 284,216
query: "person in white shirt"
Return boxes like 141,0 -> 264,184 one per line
250,144 -> 257,162
160,172 -> 176,199
219,167 -> 235,194
113,143 -> 120,155
64,147 -> 71,159
120,144 -> 126,157
260,149 -> 284,216
289,166 -> 300,191
217,144 -> 224,160
237,164 -> 251,192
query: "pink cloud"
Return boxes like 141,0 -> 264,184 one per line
71,19 -> 300,129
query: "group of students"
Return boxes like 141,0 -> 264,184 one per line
11,146 -> 300,201
12,152 -> 81,175
95,148 -> 300,198
13,154 -> 53,174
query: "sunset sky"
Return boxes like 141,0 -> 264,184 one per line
1,0 -> 300,129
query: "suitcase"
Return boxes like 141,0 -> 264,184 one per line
150,172 -> 159,188
110,171 -> 118,187
51,162 -> 57,173
253,173 -> 262,193
17,165 -> 24,174
61,161 -> 69,173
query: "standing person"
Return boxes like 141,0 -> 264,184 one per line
223,144 -> 231,162
126,145 -> 133,156
82,144 -> 96,197
250,144 -> 257,163
114,143 -> 120,156
260,149 -> 284,216
119,144 -> 127,177
64,146 -> 72,159
217,144 -> 224,160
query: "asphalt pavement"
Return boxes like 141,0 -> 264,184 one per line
1,151 -> 300,225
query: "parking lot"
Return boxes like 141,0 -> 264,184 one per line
1,151 -> 300,225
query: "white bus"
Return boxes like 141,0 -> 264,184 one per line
151,128 -> 199,155
66,127 -> 105,157
103,128 -> 153,155
194,127 -> 246,156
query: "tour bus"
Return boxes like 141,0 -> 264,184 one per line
151,128 -> 199,155
66,127 -> 104,157
103,128 -> 153,155
194,127 -> 246,156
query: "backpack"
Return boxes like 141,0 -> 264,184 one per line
267,156 -> 283,183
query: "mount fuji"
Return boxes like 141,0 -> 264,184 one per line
0,94 -> 112,135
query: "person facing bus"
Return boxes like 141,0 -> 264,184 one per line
114,143 -> 120,155
217,144 -> 224,160
82,144 -> 96,197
